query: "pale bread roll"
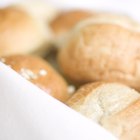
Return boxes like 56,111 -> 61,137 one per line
67,82 -> 140,139
58,14 -> 140,90
0,7 -> 52,56
0,55 -> 69,102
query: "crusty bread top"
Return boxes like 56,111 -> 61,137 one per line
0,55 -> 69,102
66,82 -> 140,138
67,82 -> 140,122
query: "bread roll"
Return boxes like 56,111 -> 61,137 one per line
0,55 -> 69,102
67,82 -> 140,139
58,14 -> 140,90
50,10 -> 93,46
0,7 -> 51,56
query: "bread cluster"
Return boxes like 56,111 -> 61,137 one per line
1,1 -> 140,139
0,2 -> 71,103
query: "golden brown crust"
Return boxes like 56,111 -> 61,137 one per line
50,10 -> 93,37
0,7 -> 48,56
0,55 -> 69,102
58,17 -> 140,91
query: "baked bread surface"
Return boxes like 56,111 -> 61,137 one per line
1,55 -> 69,102
58,15 -> 140,90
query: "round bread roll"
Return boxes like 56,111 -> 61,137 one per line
50,10 -> 93,46
58,14 -> 140,90
0,7 -> 51,56
0,55 -> 69,102
66,82 -> 140,139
